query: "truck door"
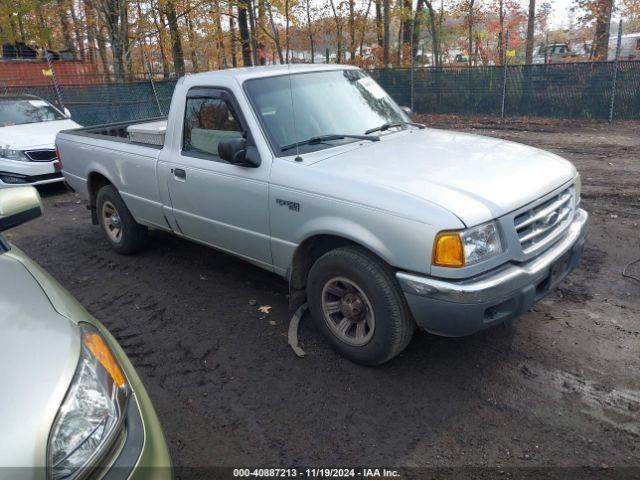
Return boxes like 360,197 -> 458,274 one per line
160,87 -> 272,267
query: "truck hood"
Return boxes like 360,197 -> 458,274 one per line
311,128 -> 576,226
0,252 -> 79,471
0,119 -> 80,150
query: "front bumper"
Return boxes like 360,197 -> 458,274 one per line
98,328 -> 172,480
397,208 -> 588,336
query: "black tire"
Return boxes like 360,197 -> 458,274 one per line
307,246 -> 415,365
96,185 -> 148,254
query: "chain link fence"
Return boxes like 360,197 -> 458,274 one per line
370,61 -> 640,121
2,61 -> 639,126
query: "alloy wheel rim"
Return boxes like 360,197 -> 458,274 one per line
321,276 -> 375,346
102,201 -> 123,243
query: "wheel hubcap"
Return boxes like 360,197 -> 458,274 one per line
321,276 -> 375,346
102,201 -> 123,243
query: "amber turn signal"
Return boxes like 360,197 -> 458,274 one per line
433,232 -> 464,267
83,332 -> 126,387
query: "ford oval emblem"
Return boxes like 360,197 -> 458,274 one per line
544,211 -> 560,227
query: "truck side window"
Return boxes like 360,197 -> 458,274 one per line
183,97 -> 243,158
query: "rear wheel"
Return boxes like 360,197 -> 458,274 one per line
307,246 -> 415,365
96,185 -> 148,254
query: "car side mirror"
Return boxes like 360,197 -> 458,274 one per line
0,186 -> 43,232
63,107 -> 72,118
401,106 -> 413,116
218,137 -> 261,168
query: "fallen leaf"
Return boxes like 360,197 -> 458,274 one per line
258,305 -> 272,314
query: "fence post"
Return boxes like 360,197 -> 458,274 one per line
500,30 -> 510,121
609,20 -> 623,123
44,52 -> 65,110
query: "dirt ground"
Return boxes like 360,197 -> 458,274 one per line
6,118 -> 640,475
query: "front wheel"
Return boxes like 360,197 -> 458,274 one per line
96,185 -> 148,254
306,246 -> 415,365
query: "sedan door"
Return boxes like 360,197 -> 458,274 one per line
160,88 -> 272,267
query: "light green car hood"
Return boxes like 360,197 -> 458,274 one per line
0,247 -> 81,474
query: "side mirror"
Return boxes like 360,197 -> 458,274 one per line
401,106 -> 413,116
0,186 -> 43,232
218,137 -> 261,168
63,107 -> 72,118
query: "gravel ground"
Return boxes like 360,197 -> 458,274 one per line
6,119 -> 640,475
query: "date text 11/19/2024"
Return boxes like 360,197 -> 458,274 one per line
233,468 -> 401,478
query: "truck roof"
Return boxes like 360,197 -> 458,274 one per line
183,64 -> 359,85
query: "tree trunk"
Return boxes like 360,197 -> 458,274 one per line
306,0 -> 315,62
257,0 -> 266,64
238,0 -> 253,66
186,13 -> 199,72
375,0 -> 383,46
592,0 -> 613,60
83,0 -> 98,63
165,0 -> 185,76
212,4 -> 226,68
229,4 -> 239,67
57,0 -> 76,53
329,0 -> 343,63
266,0 -> 284,63
247,0 -> 260,65
525,0 -> 536,64
284,0 -> 290,62
402,0 -> 412,59
70,3 -> 86,60
359,0 -> 373,57
348,0 -> 356,61
498,0 -> 504,64
383,0 -> 390,66
468,0 -> 474,66
150,1 -> 171,78
426,1 -> 438,67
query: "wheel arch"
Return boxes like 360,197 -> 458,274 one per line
287,230 -> 395,310
87,171 -> 114,224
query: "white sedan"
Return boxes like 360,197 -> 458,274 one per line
0,95 -> 81,187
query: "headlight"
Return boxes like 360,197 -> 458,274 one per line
433,221 -> 504,267
47,323 -> 130,480
575,174 -> 581,205
0,147 -> 29,161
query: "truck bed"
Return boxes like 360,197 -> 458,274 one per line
59,117 -> 167,149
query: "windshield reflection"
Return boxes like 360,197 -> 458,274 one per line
244,70 -> 408,155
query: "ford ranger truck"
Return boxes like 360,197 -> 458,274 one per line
57,65 -> 587,365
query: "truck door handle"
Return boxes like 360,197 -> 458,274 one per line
172,168 -> 186,179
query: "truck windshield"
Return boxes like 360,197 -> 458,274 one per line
0,99 -> 65,127
244,69 -> 408,155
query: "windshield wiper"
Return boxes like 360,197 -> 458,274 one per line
281,133 -> 379,152
364,121 -> 426,135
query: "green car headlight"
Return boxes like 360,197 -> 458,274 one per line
47,323 -> 130,479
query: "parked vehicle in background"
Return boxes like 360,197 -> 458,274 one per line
0,95 -> 80,188
532,44 -> 577,64
0,186 -> 171,478
58,65 -> 587,365
572,41 -> 593,60
608,33 -> 640,61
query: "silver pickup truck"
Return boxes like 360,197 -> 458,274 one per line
58,64 -> 587,365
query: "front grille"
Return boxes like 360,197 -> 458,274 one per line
514,186 -> 575,253
24,149 -> 57,162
